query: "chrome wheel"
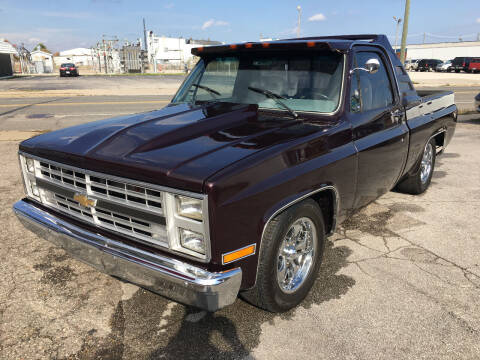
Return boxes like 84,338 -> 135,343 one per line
276,217 -> 317,294
420,142 -> 434,184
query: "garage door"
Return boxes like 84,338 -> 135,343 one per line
0,53 -> 13,77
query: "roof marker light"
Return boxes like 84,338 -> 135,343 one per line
261,43 -> 270,48
307,41 -> 315,47
245,43 -> 253,49
229,44 -> 237,49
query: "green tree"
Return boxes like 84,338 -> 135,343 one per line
35,43 -> 51,53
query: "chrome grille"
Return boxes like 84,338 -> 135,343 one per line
39,161 -> 163,215
35,159 -> 168,247
19,153 -> 211,261
43,192 -> 167,244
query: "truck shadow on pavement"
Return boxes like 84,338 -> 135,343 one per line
66,240 -> 354,360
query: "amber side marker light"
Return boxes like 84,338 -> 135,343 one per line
222,244 -> 256,264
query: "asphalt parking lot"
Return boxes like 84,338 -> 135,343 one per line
0,76 -> 480,359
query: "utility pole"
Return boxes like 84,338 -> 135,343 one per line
296,5 -> 302,38
393,16 -> 402,52
143,19 -> 147,50
423,32 -> 426,44
399,0 -> 410,64
102,38 -> 108,74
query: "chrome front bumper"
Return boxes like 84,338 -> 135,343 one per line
13,200 -> 242,312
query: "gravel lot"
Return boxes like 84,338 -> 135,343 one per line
0,76 -> 480,359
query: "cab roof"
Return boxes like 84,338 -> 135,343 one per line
191,34 -> 395,56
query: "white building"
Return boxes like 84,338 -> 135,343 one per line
146,31 -> 221,71
54,48 -> 94,67
394,41 -> 480,61
0,39 -> 17,77
31,49 -> 54,73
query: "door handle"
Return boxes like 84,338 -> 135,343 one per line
391,109 -> 403,123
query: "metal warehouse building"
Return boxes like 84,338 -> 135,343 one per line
395,41 -> 480,61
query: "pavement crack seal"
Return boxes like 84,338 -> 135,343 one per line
60,239 -> 355,360
339,202 -> 480,291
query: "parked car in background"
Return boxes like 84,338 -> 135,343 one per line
59,63 -> 79,77
417,59 -> 442,72
475,93 -> 480,112
406,59 -> 419,71
451,57 -> 474,73
436,60 -> 453,72
467,58 -> 480,73
14,34 -> 457,312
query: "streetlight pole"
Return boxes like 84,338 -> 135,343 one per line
400,0 -> 410,64
393,16 -> 402,52
296,5 -> 302,38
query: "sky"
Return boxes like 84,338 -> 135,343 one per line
1,0 -> 480,52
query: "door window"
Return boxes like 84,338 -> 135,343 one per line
350,51 -> 394,112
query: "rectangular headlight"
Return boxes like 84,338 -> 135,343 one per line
25,157 -> 35,173
176,195 -> 203,220
19,154 -> 40,201
179,228 -> 205,254
164,192 -> 209,260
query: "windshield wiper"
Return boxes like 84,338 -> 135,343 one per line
248,86 -> 298,119
191,84 -> 221,97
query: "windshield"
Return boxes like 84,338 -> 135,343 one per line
172,51 -> 344,114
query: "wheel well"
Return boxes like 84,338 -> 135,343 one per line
433,131 -> 445,148
311,189 -> 335,234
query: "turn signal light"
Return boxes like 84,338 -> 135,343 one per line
222,244 -> 256,264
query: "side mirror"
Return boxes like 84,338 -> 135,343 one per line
365,58 -> 380,74
350,58 -> 381,75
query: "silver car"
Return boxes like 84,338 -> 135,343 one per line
407,59 -> 419,71
436,60 -> 452,72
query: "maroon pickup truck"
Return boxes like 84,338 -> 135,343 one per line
14,35 -> 456,312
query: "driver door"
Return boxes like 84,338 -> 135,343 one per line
348,48 -> 410,208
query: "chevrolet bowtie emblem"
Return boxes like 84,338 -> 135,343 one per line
73,193 -> 97,208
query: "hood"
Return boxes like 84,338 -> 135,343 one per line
20,102 -> 330,192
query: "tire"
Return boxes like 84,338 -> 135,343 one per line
396,138 -> 436,195
455,69 -> 460,73
241,199 -> 325,312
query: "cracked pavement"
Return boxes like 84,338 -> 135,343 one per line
0,84 -> 480,358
